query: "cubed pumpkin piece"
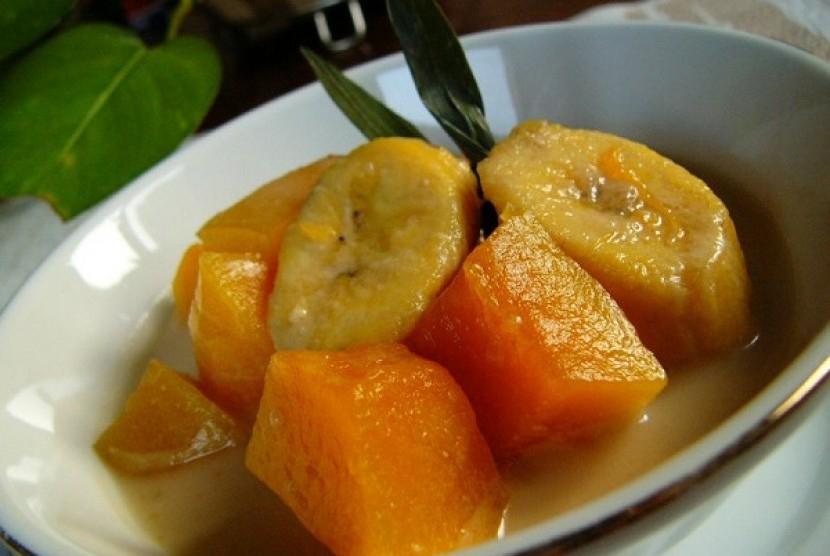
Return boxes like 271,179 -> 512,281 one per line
189,251 -> 274,418
246,343 -> 507,556
95,359 -> 240,474
172,242 -> 203,323
197,156 -> 339,264
407,214 -> 667,459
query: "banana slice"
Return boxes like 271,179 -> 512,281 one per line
477,120 -> 752,364
268,137 -> 480,350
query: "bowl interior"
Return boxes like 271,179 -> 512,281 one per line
1,22 -> 829,556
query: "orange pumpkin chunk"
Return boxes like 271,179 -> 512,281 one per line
407,214 -> 667,458
197,156 -> 338,265
94,359 -> 240,474
172,242 -> 203,323
246,343 -> 507,556
189,251 -> 274,418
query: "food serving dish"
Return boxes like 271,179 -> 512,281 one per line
1,21 -> 829,556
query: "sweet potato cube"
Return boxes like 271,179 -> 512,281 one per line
407,214 -> 667,458
197,156 -> 338,264
95,359 -> 240,474
189,251 -> 274,418
246,343 -> 507,556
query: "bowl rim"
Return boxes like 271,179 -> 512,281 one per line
485,339 -> 830,556
1,18 -> 830,556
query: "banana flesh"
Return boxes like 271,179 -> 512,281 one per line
269,137 -> 480,350
477,120 -> 752,364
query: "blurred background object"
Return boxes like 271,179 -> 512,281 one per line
199,0 -> 366,48
172,0 -> 638,129
72,0 -> 830,134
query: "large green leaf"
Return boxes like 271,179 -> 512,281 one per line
0,0 -> 76,62
0,23 -> 221,219
386,0 -> 494,165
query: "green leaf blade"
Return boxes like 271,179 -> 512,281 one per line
0,0 -> 76,62
0,23 -> 221,219
386,0 -> 494,164
302,47 -> 426,141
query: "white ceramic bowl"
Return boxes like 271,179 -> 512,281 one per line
1,21 -> 829,556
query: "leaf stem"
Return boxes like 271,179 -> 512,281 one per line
167,0 -> 194,41
386,0 -> 494,165
302,47 -> 426,140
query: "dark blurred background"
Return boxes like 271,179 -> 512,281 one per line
81,0 -> 635,129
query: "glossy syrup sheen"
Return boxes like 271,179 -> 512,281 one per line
112,166 -> 795,555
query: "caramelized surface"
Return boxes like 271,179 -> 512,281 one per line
246,343 -> 507,556
189,251 -> 274,418
95,360 -> 240,474
408,214 -> 667,458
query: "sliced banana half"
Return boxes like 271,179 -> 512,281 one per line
269,137 -> 480,350
478,120 -> 752,364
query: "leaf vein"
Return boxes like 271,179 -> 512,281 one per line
59,47 -> 147,159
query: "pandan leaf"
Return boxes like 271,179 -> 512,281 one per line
386,0 -> 494,164
0,0 -> 76,62
0,23 -> 221,219
302,47 -> 426,141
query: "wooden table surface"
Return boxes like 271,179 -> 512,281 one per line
190,0 -> 635,130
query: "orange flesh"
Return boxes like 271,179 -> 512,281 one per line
172,243 -> 203,323
245,343 -> 507,556
188,251 -> 275,419
407,214 -> 667,458
95,359 -> 240,474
